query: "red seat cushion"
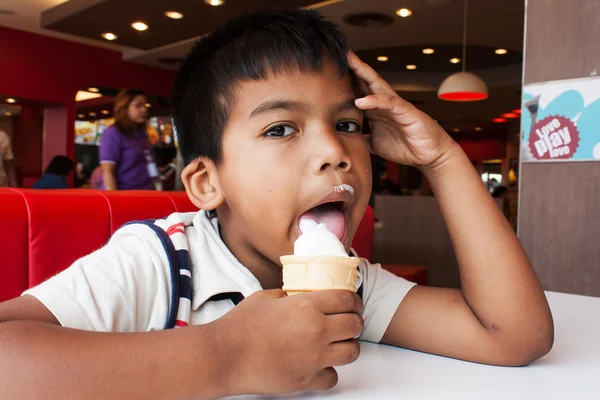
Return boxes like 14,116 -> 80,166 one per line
0,189 -> 29,301
99,191 -> 177,233
163,191 -> 198,213
21,189 -> 111,287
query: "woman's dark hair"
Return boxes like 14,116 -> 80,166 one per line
172,8 -> 349,166
113,88 -> 147,136
45,155 -> 74,177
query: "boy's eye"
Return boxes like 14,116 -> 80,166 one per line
336,121 -> 361,133
265,125 -> 297,138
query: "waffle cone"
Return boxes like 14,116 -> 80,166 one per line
280,255 -> 360,295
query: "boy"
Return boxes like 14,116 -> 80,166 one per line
0,8 -> 553,399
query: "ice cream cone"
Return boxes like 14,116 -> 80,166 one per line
280,255 -> 360,295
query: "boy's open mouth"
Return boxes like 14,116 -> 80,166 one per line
298,195 -> 351,242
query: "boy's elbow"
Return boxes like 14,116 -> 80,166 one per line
503,317 -> 555,367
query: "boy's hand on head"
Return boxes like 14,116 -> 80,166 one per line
212,289 -> 363,396
349,52 -> 454,171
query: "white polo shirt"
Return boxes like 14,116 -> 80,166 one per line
25,211 -> 416,342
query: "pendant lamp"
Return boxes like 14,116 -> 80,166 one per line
438,0 -> 488,102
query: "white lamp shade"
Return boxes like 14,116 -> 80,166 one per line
438,72 -> 489,102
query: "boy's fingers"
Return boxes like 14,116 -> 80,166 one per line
307,290 -> 363,315
347,52 -> 396,96
307,367 -> 339,391
325,313 -> 364,342
356,93 -> 414,115
324,339 -> 361,367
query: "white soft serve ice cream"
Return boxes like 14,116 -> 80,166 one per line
295,219 -> 348,257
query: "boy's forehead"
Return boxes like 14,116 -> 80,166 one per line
230,66 -> 356,117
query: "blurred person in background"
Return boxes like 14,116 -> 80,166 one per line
32,155 -> 73,189
0,129 -> 17,187
99,88 -> 157,190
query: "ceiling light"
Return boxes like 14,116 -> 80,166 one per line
101,110 -> 109,115
75,91 -> 101,102
406,64 -> 417,70
88,87 -> 99,93
377,56 -> 389,62
422,48 -> 435,54
502,112 -> 519,118
474,127 -> 482,131
4,112 -> 12,117
450,58 -> 461,64
495,48 -> 508,55
131,21 -> 148,31
492,117 -> 507,123
77,114 -> 85,119
6,98 -> 16,103
452,128 -> 460,133
396,8 -> 412,17
102,32 -> 117,41
89,112 -> 97,117
145,103 -> 151,108
204,0 -> 225,5
165,11 -> 184,19
438,0 -> 488,102
438,72 -> 488,101
512,109 -> 522,114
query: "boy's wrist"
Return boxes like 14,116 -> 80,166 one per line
419,138 -> 460,180
204,319 -> 246,397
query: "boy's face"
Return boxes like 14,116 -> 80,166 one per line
214,59 -> 372,278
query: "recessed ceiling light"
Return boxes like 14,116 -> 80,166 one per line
6,98 -> 16,103
492,117 -> 507,123
495,48 -> 508,55
377,56 -> 389,62
89,112 -> 97,117
101,110 -> 110,115
474,127 -> 482,131
102,32 -> 117,41
131,21 -> 148,31
396,8 -> 412,17
450,58 -> 461,64
165,11 -> 184,19
406,64 -> 417,70
4,112 -> 12,117
422,48 -> 435,55
77,114 -> 85,119
452,128 -> 460,133
88,87 -> 100,93
204,0 -> 225,6
502,112 -> 519,118
145,103 -> 151,108
512,109 -> 522,114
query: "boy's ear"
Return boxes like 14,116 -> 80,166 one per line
181,158 -> 224,211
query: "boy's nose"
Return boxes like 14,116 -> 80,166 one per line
312,130 -> 352,175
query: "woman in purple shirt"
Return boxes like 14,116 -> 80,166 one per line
99,88 -> 156,190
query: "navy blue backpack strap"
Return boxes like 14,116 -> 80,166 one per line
123,220 -> 182,329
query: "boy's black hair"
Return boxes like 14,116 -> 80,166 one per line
172,8 -> 350,166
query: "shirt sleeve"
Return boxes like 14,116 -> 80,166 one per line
0,131 -> 13,160
23,225 -> 173,332
99,127 -> 121,164
358,259 -> 417,343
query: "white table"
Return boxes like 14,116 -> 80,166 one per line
226,292 -> 600,399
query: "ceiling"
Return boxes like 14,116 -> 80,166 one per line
0,0 -> 526,134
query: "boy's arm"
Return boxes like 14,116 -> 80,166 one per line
0,296 -> 227,400
380,142 -> 554,366
0,290 -> 363,399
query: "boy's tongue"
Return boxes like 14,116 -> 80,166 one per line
299,203 -> 346,240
